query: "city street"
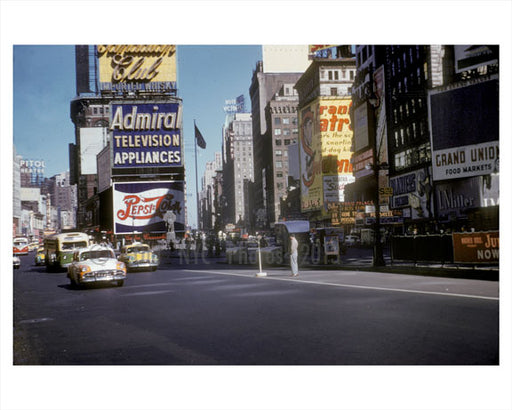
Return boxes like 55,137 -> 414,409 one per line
13,253 -> 499,365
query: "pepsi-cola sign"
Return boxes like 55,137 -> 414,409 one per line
113,181 -> 185,234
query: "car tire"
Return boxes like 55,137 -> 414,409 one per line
117,280 -> 124,287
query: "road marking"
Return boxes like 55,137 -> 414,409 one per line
183,269 -> 499,301
18,317 -> 54,324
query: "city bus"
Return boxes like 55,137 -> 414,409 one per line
44,232 -> 90,271
13,237 -> 29,256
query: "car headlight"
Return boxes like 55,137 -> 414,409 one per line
79,265 -> 91,275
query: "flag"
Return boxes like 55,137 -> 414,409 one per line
194,123 -> 207,149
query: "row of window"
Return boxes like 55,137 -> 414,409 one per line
321,69 -> 355,81
275,138 -> 297,146
392,120 -> 428,148
394,142 -> 431,171
392,97 -> 425,124
274,117 -> 298,126
274,128 -> 298,136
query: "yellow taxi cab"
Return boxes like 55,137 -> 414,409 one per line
34,246 -> 46,266
118,242 -> 159,272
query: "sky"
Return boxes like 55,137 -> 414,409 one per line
13,44 -> 262,228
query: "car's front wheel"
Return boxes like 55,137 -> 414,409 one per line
116,280 -> 124,287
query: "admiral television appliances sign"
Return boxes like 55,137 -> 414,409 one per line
113,181 -> 185,234
110,102 -> 182,168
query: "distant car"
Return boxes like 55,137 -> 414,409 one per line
29,242 -> 39,252
67,246 -> 126,288
34,246 -> 46,266
118,242 -> 159,272
13,256 -> 21,269
344,235 -> 360,247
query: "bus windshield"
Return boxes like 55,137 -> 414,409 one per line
61,241 -> 88,250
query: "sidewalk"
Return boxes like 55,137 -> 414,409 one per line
159,246 -> 499,281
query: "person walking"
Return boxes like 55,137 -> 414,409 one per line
290,234 -> 299,277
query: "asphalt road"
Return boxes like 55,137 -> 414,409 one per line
13,253 -> 499,365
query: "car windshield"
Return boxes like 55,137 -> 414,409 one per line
62,241 -> 87,250
128,246 -> 149,253
80,250 -> 113,261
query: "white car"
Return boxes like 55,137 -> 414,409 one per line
67,246 -> 126,288
13,255 -> 21,269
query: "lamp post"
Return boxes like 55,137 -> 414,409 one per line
367,64 -> 386,267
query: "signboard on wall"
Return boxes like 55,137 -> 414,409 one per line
429,78 -> 498,181
299,97 -> 354,213
98,45 -> 177,93
453,45 -> 498,73
452,231 -> 499,264
79,127 -> 108,175
389,167 -> 434,219
110,102 -> 182,168
113,181 -> 185,234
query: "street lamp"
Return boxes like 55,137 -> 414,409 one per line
367,65 -> 386,267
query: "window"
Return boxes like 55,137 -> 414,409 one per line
275,150 -> 282,156
275,139 -> 282,146
274,117 -> 281,125
350,70 -> 354,80
283,129 -> 290,136
284,139 -> 291,145
283,118 -> 290,125
276,161 -> 283,168
274,128 -> 282,136
330,88 -> 338,96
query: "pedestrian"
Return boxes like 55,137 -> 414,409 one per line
290,234 -> 299,277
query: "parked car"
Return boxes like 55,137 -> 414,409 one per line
34,246 -> 46,266
13,255 -> 21,269
118,242 -> 159,272
344,235 -> 360,247
67,246 -> 126,288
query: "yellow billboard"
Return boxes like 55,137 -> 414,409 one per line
97,45 -> 177,93
299,97 -> 355,213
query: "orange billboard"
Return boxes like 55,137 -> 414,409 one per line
299,97 -> 354,213
452,231 -> 499,264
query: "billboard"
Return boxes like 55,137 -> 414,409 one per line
454,45 -> 498,74
110,102 -> 182,168
97,45 -> 177,93
299,97 -> 355,212
452,231 -> 499,264
113,181 -> 185,234
429,78 -> 499,181
389,167 -> 434,220
79,127 -> 108,175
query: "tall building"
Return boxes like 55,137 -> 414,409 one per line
249,46 -> 310,229
200,152 -> 222,231
264,83 -> 299,222
222,113 -> 254,227
294,53 -> 357,227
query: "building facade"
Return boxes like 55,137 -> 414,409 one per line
249,47 -> 309,229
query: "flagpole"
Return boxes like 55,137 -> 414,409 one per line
194,120 -> 200,232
